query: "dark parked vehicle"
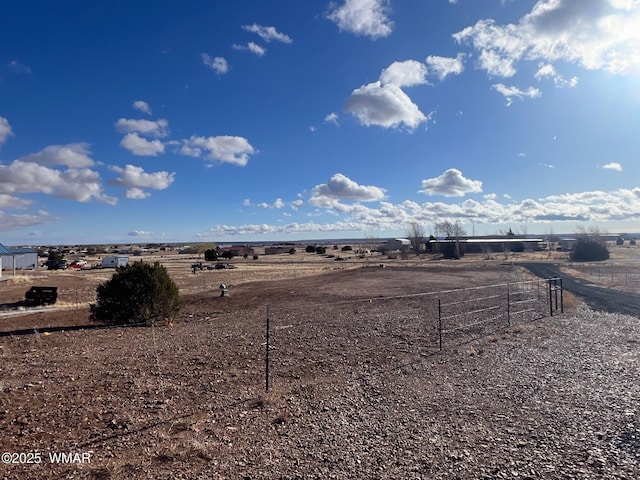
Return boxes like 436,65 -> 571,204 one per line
45,259 -> 68,270
25,286 -> 58,305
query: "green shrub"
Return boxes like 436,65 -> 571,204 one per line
570,238 -> 610,262
48,250 -> 65,261
316,246 -> 326,254
204,249 -> 218,261
305,245 -> 316,253
90,262 -> 181,325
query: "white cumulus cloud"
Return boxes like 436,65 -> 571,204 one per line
258,198 -> 285,209
425,54 -> 465,81
327,0 -> 393,40
115,118 -> 169,138
132,100 -> 152,115
119,133 -> 165,156
125,187 -> 151,200
0,210 -> 52,232
380,60 -> 428,87
345,81 -> 427,130
17,143 -> 95,168
179,135 -> 256,166
0,193 -> 32,209
202,53 -> 229,74
420,168 -> 483,197
311,173 -> 386,203
0,116 -> 14,146
454,0 -> 640,77
0,159 -> 115,204
602,162 -> 623,171
109,164 -> 175,199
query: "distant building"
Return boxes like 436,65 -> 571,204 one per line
101,255 -> 130,268
264,246 -> 292,255
386,238 -> 411,251
218,245 -> 254,257
0,243 -> 39,274
429,236 -> 545,253
559,238 -> 578,251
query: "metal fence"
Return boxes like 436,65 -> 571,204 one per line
264,277 -> 563,391
568,262 -> 640,293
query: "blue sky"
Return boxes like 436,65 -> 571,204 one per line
1,0 -> 639,245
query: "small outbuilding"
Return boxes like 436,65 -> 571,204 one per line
265,246 -> 293,255
0,243 -> 39,274
217,245 -> 254,257
386,238 -> 411,251
101,255 -> 130,268
559,238 -> 578,251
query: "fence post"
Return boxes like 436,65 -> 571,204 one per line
438,298 -> 442,351
507,282 -> 511,327
560,278 -> 564,314
548,278 -> 553,317
265,304 -> 270,392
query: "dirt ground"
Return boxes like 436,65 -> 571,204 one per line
1,249 -> 639,478
0,248 -> 543,332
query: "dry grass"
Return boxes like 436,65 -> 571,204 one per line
4,275 -> 35,284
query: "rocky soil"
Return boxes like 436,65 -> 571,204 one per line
0,265 -> 639,479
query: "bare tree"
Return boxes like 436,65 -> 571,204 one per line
573,225 -> 610,261
576,224 -> 608,240
546,226 -> 558,254
517,224 -> 528,236
436,220 -> 466,238
435,220 -> 467,258
405,222 -> 426,255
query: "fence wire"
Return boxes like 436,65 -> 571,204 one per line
265,277 -> 558,389
568,262 -> 640,293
